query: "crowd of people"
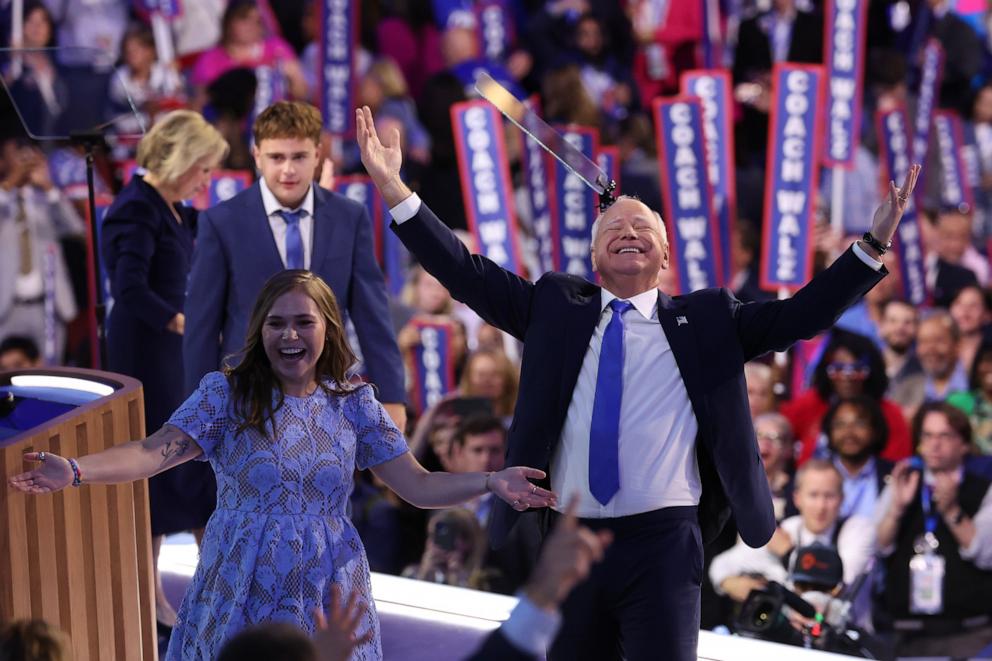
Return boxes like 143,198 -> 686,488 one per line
4,0 -> 992,659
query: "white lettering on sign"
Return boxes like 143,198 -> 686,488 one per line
934,116 -> 963,205
419,327 -> 445,407
481,6 -> 506,60
214,177 -> 239,201
884,111 -> 926,304
343,182 -> 367,205
913,45 -> 940,163
773,71 -> 815,282
690,76 -> 722,186
828,0 -> 859,162
463,106 -> 510,264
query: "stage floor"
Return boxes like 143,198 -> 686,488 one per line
159,533 -> 856,660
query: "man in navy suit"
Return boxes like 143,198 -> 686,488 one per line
183,102 -> 405,426
358,105 -> 919,660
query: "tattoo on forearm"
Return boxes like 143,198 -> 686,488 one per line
159,437 -> 191,466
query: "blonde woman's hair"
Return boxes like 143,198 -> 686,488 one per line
136,110 -> 229,184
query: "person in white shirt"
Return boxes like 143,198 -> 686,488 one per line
709,459 -> 876,602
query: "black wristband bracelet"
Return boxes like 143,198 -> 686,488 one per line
861,232 -> 892,255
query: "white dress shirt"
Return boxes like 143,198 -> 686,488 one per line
550,287 -> 701,517
259,177 -> 315,269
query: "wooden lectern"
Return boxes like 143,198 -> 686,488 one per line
0,367 -> 156,660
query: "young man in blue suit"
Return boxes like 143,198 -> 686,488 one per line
183,102 -> 405,428
357,105 -> 920,660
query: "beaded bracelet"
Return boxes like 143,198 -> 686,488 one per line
67,457 -> 82,487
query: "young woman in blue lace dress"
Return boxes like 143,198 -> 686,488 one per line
10,270 -> 556,660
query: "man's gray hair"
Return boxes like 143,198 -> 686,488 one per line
590,195 -> 665,244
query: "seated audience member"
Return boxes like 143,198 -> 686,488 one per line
0,619 -> 70,661
447,414 -> 507,523
106,24 -> 185,143
823,396 -> 894,518
745,361 -> 778,418
948,340 -> 992,455
949,284 -> 992,373
709,459 -> 875,604
875,402 -> 992,657
880,299 -> 925,418
458,349 -> 519,423
754,412 -> 795,522
394,264 -> 455,332
782,330 -> 912,464
407,395 -> 494,473
190,0 -> 307,103
0,335 -> 42,370
927,210 -> 981,307
403,507 -> 498,591
917,311 -> 970,401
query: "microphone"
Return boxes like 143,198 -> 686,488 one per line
767,581 -> 818,619
907,456 -> 924,472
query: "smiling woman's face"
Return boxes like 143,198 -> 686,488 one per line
261,288 -> 326,395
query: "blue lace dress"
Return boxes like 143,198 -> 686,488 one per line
163,372 -> 408,660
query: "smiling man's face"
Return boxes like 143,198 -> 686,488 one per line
590,197 -> 670,294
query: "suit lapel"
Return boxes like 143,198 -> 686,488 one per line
656,292 -> 704,409
558,288 -> 602,410
310,187 -> 337,274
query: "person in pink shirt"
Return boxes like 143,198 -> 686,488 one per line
191,0 -> 307,103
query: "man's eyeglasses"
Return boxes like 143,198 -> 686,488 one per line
825,361 -> 870,378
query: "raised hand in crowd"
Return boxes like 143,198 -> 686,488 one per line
312,586 -> 373,661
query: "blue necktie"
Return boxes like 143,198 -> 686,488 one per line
280,209 -> 304,269
589,299 -> 632,505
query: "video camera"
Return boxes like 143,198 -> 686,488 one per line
732,546 -> 889,658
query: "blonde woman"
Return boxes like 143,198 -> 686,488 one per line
99,108 -> 228,632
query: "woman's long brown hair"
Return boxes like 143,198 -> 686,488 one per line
224,270 -> 361,437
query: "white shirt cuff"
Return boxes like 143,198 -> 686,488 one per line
498,595 -> 562,656
46,188 -> 61,203
389,193 -> 422,223
852,241 -> 883,271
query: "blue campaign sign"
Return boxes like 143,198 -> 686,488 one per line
548,125 -> 598,279
450,100 -> 523,274
476,0 -> 515,62
520,97 -> 554,275
596,147 -> 620,194
823,0 -> 868,168
680,70 -> 737,284
933,111 -> 975,213
760,64 -> 824,292
134,0 -> 182,18
319,0 -> 358,137
653,97 -> 722,293
409,320 -> 456,415
912,39 -> 944,199
877,107 -> 928,306
209,171 -> 251,207
253,64 -> 286,121
334,175 -> 408,298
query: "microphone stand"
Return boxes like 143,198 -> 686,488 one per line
68,127 -> 108,369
